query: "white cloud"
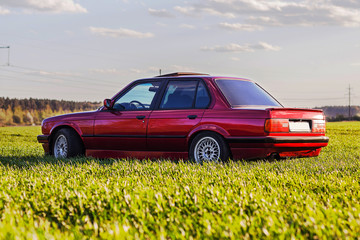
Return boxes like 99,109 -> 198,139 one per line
331,0 -> 360,9
89,27 -> 154,39
252,42 -> 281,51
130,65 -> 196,75
174,6 -> 196,16
174,5 -> 235,18
247,16 -> 282,26
129,68 -> 144,74
322,4 -> 360,27
0,6 -> 10,14
148,8 -> 174,18
0,0 -> 87,13
91,68 -> 122,74
201,7 -> 236,18
179,24 -> 196,29
168,65 -> 196,72
201,42 -> 281,52
128,67 -> 162,75
218,22 -> 263,31
175,0 -> 360,27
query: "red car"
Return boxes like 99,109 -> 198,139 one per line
38,72 -> 328,163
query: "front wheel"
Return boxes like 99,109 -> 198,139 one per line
189,132 -> 230,164
52,128 -> 84,158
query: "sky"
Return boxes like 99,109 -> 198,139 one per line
0,0 -> 360,108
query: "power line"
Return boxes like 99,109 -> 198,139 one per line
0,46 -> 133,88
0,64 -> 125,89
280,97 -> 345,101
0,68 -> 118,93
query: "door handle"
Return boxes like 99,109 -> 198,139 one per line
187,115 -> 197,119
136,115 -> 146,120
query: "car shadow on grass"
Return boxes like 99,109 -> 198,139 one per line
0,154 -> 288,169
0,155 -> 123,168
0,155 -> 208,168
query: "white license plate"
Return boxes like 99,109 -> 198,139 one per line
289,121 -> 311,132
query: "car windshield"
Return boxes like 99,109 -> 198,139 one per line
216,79 -> 282,107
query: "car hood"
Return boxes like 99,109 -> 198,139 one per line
43,110 -> 98,122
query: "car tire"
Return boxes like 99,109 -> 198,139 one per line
189,132 -> 230,164
52,128 -> 84,159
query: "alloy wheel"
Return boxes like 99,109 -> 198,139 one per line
54,134 -> 68,158
194,136 -> 220,163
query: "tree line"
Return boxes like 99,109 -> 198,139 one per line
0,97 -> 101,126
315,106 -> 360,122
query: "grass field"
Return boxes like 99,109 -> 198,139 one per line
0,123 -> 359,239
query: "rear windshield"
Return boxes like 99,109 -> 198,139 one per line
216,79 -> 282,107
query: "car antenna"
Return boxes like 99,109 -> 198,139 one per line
159,69 -> 162,76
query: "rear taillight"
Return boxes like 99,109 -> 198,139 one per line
265,119 -> 289,133
313,120 -> 326,133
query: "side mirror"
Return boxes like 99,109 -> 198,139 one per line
103,99 -> 114,109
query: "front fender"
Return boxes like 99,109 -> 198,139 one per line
50,121 -> 83,137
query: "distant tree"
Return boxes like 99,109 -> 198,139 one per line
0,109 -> 5,126
5,108 -> 13,125
0,97 -> 100,126
22,111 -> 34,125
353,115 -> 360,121
12,115 -> 21,124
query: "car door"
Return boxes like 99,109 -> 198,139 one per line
147,79 -> 211,152
92,80 -> 161,151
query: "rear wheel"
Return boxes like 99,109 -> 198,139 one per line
189,132 -> 230,164
52,128 -> 84,158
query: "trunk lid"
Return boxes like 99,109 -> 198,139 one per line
266,108 -> 326,134
268,108 -> 325,120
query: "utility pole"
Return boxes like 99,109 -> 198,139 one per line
348,85 -> 351,120
0,46 -> 10,66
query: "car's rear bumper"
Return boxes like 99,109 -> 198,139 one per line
226,136 -> 329,144
37,135 -> 50,154
226,136 -> 329,159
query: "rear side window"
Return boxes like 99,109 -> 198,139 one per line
195,81 -> 210,108
216,79 -> 281,107
160,80 -> 197,109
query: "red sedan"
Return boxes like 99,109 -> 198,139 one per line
38,72 -> 329,163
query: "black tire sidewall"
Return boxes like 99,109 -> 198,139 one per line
189,132 -> 230,163
52,128 -> 84,158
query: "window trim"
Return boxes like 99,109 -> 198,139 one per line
102,79 -> 164,112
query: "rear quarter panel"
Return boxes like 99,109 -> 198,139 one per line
197,109 -> 269,137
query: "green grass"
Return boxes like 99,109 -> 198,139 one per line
0,123 -> 360,239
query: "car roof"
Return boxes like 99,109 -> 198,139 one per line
155,72 -> 209,77
149,72 -> 253,82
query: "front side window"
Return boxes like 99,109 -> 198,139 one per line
113,81 -> 161,110
216,79 -> 282,107
160,80 -> 197,109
